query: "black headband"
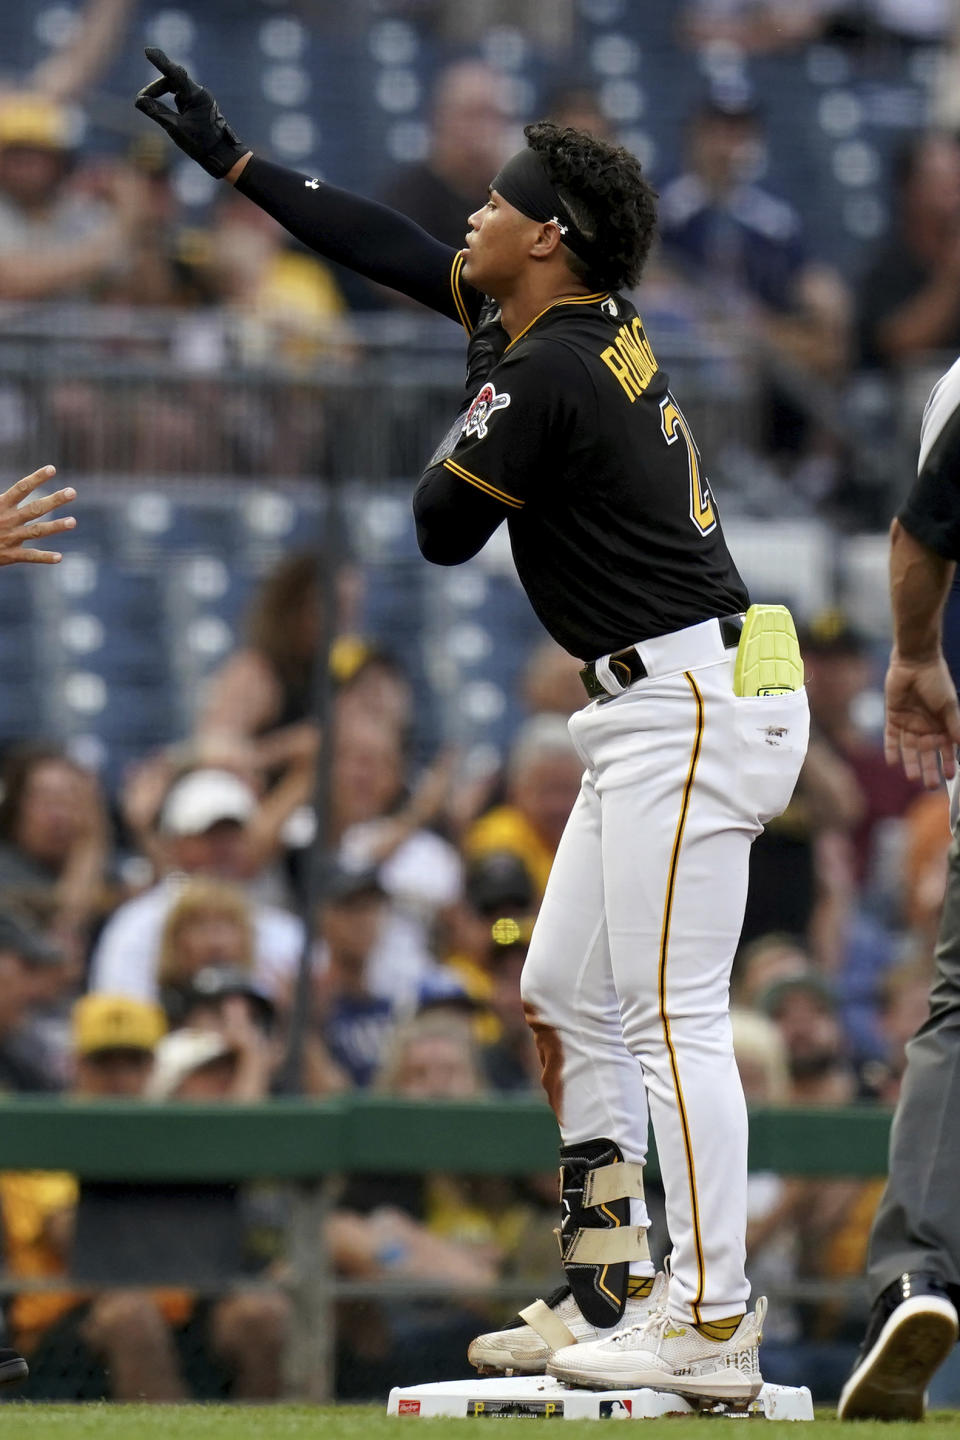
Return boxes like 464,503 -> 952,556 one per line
491,147 -> 600,272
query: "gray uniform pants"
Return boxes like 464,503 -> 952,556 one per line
868,830 -> 960,1296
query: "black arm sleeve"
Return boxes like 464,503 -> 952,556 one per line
413,464 -> 506,565
234,156 -> 482,326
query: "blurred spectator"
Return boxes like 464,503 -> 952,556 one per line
21,0 -> 134,105
310,862 -> 398,1087
757,971 -> 857,1103
857,131 -> 960,369
680,1 -> 822,53
1,993 -> 288,1400
732,1006 -> 862,1396
0,94 -> 140,302
377,60 -> 510,253
734,932 -> 812,1008
391,0 -> 572,50
0,911 -> 70,1093
464,715 -> 581,900
731,1008 -> 804,1358
860,956 -> 933,1103
542,83 -> 615,141
477,917 -> 541,1093
520,638 -> 587,719
147,1023 -> 272,1105
334,719 -> 463,1006
823,0 -> 950,48
329,1010 -> 553,1396
196,551 -> 326,770
207,190 -> 349,368
334,643 -> 415,740
681,0 -> 949,52
441,853 -> 538,1089
0,743 -> 112,958
154,880 -> 255,1021
657,79 -> 849,472
801,611 -> 918,889
171,964 -> 277,1041
89,768 -> 304,1005
97,136 -> 217,310
444,852 -> 534,998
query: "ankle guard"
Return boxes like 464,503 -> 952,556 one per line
556,1138 -> 649,1327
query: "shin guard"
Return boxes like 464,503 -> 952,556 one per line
556,1138 -> 649,1327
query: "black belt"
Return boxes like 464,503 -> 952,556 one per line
579,615 -> 745,701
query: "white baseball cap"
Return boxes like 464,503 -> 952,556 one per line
160,769 -> 256,837
146,1028 -> 234,1099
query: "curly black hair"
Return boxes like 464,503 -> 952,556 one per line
524,120 -> 658,292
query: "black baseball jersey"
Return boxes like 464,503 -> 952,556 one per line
416,284 -> 748,660
235,158 -> 748,661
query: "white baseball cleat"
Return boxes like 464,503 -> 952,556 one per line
547,1296 -> 767,1403
467,1272 -> 668,1376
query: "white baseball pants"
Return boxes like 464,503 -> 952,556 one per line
520,619 -> 809,1324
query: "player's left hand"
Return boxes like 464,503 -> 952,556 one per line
462,297 -> 509,405
135,48 -> 248,179
0,466 -> 76,566
884,651 -> 960,788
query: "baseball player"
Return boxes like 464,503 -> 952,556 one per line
136,49 -> 809,1402
838,360 -> 960,1422
0,459 -> 77,1388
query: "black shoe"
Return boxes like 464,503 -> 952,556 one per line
0,1349 -> 27,1385
838,1273 -> 959,1420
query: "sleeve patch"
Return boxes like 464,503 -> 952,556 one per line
463,382 -> 511,439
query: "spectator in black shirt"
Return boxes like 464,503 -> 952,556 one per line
378,60 -> 510,253
857,131 -> 960,369
0,911 -> 69,1094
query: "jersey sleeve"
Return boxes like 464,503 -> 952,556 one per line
236,157 -> 484,326
412,339 -> 583,565
444,339 -> 579,506
899,366 -> 960,561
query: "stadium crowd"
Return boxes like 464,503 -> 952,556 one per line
0,0 -> 958,1406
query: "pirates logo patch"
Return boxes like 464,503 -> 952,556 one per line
463,382 -> 510,439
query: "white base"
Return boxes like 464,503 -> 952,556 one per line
387,1375 -> 814,1420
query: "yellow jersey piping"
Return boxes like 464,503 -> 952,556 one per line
505,292 -> 610,352
443,458 -> 524,509
450,251 -> 473,335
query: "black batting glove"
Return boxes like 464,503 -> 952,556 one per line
462,297 -> 509,405
135,47 -> 248,180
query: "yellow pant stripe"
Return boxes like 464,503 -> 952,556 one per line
658,670 -> 707,1324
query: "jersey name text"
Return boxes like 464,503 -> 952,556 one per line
600,318 -> 659,403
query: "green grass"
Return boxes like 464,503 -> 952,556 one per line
1,1407 -> 960,1438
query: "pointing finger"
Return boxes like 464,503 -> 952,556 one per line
144,47 -> 180,81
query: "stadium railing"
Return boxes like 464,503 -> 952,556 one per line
0,1097 -> 891,1400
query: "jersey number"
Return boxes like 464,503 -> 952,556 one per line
659,396 -> 716,536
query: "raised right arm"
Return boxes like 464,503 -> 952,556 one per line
232,155 -> 477,326
135,49 -> 480,328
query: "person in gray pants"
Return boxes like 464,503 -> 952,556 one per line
839,358 -> 960,1421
